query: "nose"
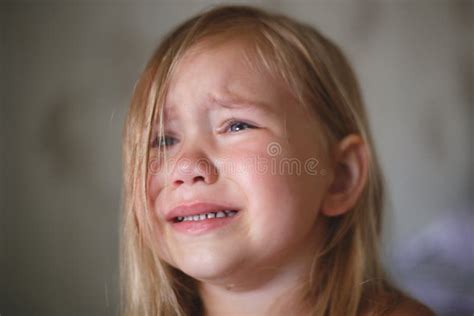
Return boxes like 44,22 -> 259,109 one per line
169,146 -> 218,188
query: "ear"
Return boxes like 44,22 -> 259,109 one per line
321,134 -> 369,217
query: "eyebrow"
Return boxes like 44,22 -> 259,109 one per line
209,93 -> 273,113
163,93 -> 272,121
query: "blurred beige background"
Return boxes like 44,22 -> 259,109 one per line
1,1 -> 472,315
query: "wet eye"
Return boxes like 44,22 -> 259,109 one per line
225,120 -> 257,133
151,135 -> 178,148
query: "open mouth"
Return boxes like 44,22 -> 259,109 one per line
173,210 -> 239,223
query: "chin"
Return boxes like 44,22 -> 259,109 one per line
175,250 -> 246,283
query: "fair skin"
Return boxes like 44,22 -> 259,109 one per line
146,39 -> 424,315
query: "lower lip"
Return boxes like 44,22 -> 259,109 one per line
170,213 -> 239,235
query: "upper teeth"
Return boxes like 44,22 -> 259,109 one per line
176,210 -> 237,222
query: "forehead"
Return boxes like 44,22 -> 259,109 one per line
162,38 -> 291,118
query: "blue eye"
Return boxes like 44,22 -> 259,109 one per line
151,135 -> 178,148
226,120 -> 256,133
151,120 -> 256,148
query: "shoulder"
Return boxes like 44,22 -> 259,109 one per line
360,290 -> 435,316
387,297 -> 435,316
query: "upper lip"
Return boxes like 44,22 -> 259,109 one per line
166,201 -> 240,221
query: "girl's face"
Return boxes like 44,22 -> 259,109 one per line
147,39 -> 331,287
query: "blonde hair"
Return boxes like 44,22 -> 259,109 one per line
121,5 -> 402,316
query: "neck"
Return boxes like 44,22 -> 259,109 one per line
199,271 -> 309,316
197,218 -> 328,316
198,252 -> 316,316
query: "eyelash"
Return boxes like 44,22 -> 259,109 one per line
151,119 -> 257,149
223,119 -> 257,133
151,134 -> 178,148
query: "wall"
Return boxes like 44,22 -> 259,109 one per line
1,1 -> 472,315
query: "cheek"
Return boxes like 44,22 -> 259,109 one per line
147,172 -> 163,216
147,175 -> 158,203
146,174 -> 177,265
230,142 -> 326,236
147,155 -> 173,209
146,166 -> 174,236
